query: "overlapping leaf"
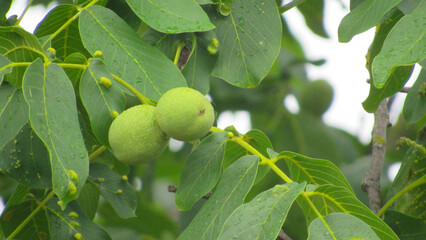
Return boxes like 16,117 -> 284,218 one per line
88,163 -> 137,218
384,210 -> 426,240
0,54 -> 12,85
223,129 -> 272,183
63,52 -> 87,88
403,69 -> 426,124
308,213 -> 380,240
0,200 -> 50,240
372,1 -> 426,87
278,151 -> 354,193
0,123 -> 52,189
46,199 -> 111,240
0,26 -> 44,88
22,59 -> 89,206
77,182 -> 100,220
338,0 -> 402,42
362,9 -> 413,112
209,0 -> 281,87
0,85 -> 28,149
178,155 -> 258,240
299,184 -> 399,240
34,4 -> 90,60
175,131 -> 228,211
297,0 -> 328,38
182,31 -> 218,95
218,182 -> 305,240
126,0 -> 215,34
79,5 -> 187,101
79,59 -> 126,147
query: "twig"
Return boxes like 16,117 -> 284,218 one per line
362,99 -> 389,213
279,0 -> 306,13
278,229 -> 293,240
168,185 -> 212,199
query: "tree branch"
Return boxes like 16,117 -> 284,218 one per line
362,99 -> 389,213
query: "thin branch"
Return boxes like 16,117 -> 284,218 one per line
168,185 -> 212,199
278,229 -> 293,240
362,99 -> 389,213
279,0 -> 306,13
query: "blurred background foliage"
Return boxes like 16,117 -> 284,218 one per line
0,0 -> 423,239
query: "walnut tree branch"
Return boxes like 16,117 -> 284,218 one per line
278,229 -> 293,240
361,99 -> 389,213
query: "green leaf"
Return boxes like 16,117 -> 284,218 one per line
387,139 -> 425,219
79,5 -> 187,101
0,123 -> 52,189
126,0 -> 215,33
4,184 -> 30,209
397,0 -> 422,14
223,129 -> 272,183
384,210 -> 426,240
141,28 -> 183,60
0,85 -> 28,149
372,1 -> 426,88
197,0 -> 213,4
0,0 -> 12,22
182,31 -> 218,95
91,148 -> 130,176
338,0 -> 402,43
403,69 -> 426,125
1,200 -> 50,240
218,182 -> 306,240
46,199 -> 111,240
175,131 -> 228,211
362,9 -> 412,112
79,59 -> 126,147
87,163 -> 137,218
63,52 -> 87,88
0,54 -> 12,85
279,151 -> 354,193
178,155 -> 259,240
299,184 -> 399,240
297,0 -> 328,38
34,4 -> 90,60
22,59 -> 89,206
209,0 -> 282,88
0,26 -> 44,88
308,212 -> 380,240
77,182 -> 100,220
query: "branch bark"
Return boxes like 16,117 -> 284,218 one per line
278,229 -> 293,240
362,99 -> 389,213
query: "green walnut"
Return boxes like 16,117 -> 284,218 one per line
299,80 -> 334,116
108,105 -> 169,165
156,87 -> 215,141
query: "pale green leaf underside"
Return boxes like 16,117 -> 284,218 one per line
178,155 -> 259,240
301,185 -> 399,240
126,0 -> 215,33
372,0 -> 426,88
79,59 -> 126,147
338,0 -> 402,42
0,85 -> 28,149
308,213 -> 380,240
88,163 -> 137,218
175,131 -> 229,211
210,0 -> 282,88
79,5 -> 187,101
218,182 -> 306,240
22,59 -> 88,206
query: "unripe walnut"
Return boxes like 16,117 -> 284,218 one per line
108,105 -> 169,165
156,87 -> 215,141
299,80 -> 334,116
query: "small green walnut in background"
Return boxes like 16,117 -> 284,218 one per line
156,87 -> 215,141
108,105 -> 169,165
299,80 -> 334,117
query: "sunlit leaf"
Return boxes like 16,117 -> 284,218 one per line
209,0 -> 281,87
178,155 -> 258,239
22,59 -> 88,206
175,131 -> 228,211
126,0 -> 215,33
308,212 -> 380,240
79,5 -> 187,101
218,182 -> 305,240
